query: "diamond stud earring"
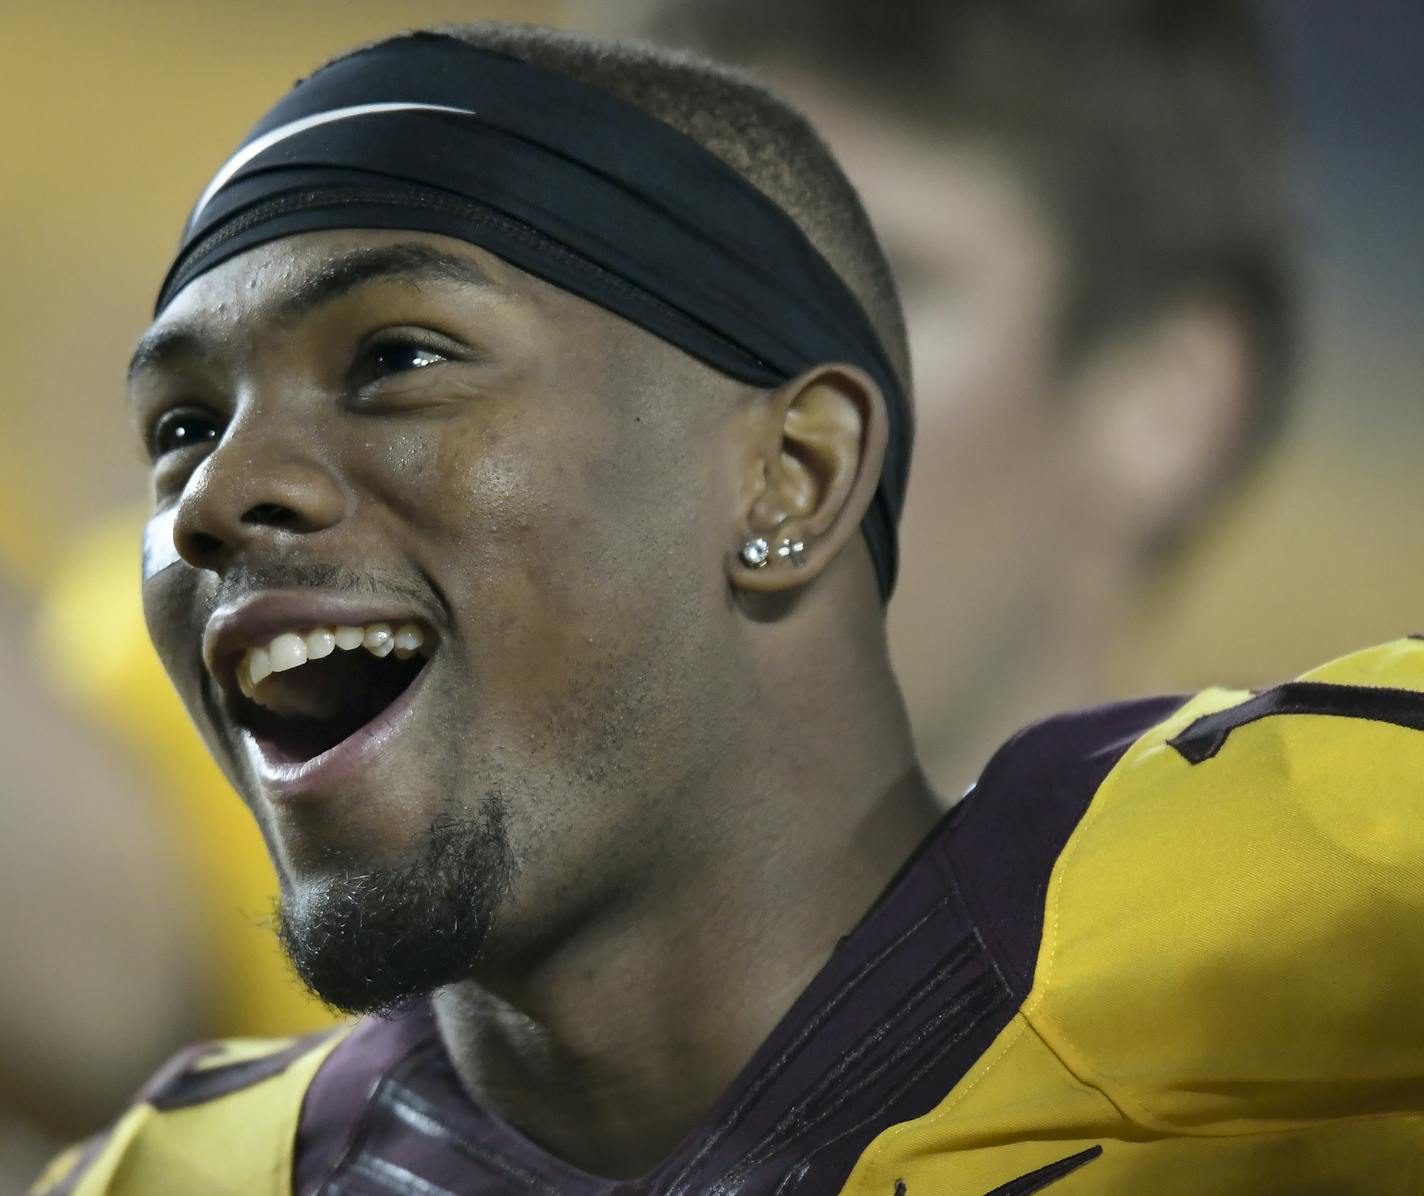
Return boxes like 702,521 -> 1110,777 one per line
739,537 -> 771,568
776,538 -> 807,567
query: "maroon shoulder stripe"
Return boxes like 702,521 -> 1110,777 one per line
1168,681 -> 1424,764
148,1031 -> 341,1112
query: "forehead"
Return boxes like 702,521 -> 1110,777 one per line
128,227 -> 659,394
129,227 -> 741,420
148,229 -> 531,334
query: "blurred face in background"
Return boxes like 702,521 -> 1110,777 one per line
784,80 -> 1083,777
775,76 -> 1249,785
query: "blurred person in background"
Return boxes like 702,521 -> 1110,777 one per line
38,517 -> 343,1042
6,518 -> 344,1173
623,0 -> 1297,793
0,579 -> 202,1191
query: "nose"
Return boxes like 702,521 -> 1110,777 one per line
172,428 -> 347,573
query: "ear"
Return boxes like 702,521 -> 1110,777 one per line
728,363 -> 888,593
1067,296 -> 1252,550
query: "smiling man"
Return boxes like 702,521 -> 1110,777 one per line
33,21 -> 1424,1196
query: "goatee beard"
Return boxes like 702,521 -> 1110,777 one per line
275,797 -> 515,1016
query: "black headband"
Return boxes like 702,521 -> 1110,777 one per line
159,32 -> 912,599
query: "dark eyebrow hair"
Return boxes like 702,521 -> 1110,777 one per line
127,327 -> 206,381
127,242 -> 500,380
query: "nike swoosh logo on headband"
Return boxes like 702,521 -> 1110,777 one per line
191,101 -> 476,222
978,1145 -> 1103,1195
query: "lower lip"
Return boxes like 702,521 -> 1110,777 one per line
242,661 -> 433,799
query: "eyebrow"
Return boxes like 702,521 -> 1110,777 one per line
127,243 -> 500,380
127,327 -> 206,381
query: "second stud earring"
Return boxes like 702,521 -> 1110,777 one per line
776,538 -> 807,567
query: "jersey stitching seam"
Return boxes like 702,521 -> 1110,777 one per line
935,747 -> 1036,1000
1015,1012 -> 1133,1123
843,1014 -> 1028,1184
767,970 -> 1008,1195
313,1034 -> 437,1195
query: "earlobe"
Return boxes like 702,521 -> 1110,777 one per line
736,533 -> 807,571
727,364 -> 887,595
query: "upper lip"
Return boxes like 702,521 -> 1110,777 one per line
203,590 -> 438,704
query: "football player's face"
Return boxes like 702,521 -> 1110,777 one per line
131,229 -> 744,930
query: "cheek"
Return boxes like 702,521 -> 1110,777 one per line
907,274 -> 1059,436
906,290 -> 1063,529
139,563 -> 247,788
372,408 -> 656,709
141,564 -> 207,688
894,285 -> 1081,628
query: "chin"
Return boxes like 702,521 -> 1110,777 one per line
274,793 -> 518,1016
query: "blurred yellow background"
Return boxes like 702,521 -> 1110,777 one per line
0,0 -> 1419,1179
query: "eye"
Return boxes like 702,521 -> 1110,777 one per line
366,341 -> 449,380
149,407 -> 222,460
347,331 -> 474,408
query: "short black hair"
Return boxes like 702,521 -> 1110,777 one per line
359,21 -> 914,399
641,0 -> 1298,483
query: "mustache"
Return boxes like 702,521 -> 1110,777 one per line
207,560 -> 438,617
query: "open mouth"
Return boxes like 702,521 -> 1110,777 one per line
223,622 -> 434,767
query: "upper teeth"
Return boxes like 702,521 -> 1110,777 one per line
238,623 -> 428,697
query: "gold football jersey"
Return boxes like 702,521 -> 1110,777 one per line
35,639 -> 1424,1195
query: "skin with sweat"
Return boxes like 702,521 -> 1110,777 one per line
132,228 -> 940,1177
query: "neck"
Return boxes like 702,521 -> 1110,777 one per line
916,617 -> 1117,797
433,610 -> 939,1178
895,545 -> 1135,798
